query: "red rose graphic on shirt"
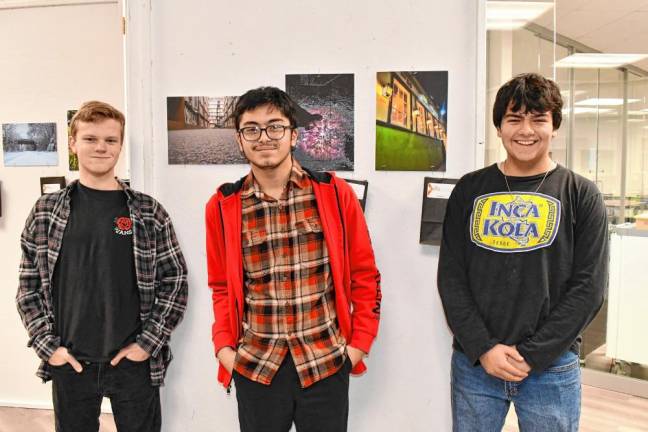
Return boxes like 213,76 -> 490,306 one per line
114,216 -> 133,235
116,217 -> 132,231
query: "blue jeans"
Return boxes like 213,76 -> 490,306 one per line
451,349 -> 581,432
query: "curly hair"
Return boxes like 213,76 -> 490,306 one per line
493,73 -> 563,130
231,87 -> 298,130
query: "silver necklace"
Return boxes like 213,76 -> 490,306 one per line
501,160 -> 552,195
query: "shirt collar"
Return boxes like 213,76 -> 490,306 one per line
241,158 -> 310,201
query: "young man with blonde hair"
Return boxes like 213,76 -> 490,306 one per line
16,101 -> 188,432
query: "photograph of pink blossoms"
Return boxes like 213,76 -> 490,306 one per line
285,73 -> 354,171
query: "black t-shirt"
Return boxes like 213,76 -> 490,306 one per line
52,182 -> 141,362
438,163 -> 608,371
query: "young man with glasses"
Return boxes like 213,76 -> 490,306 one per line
16,101 -> 188,432
438,73 -> 608,431
205,86 -> 381,432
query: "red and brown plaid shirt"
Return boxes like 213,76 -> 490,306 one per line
234,162 -> 346,388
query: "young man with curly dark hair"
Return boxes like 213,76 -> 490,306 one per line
438,73 -> 608,431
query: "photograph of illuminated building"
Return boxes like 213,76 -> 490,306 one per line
376,71 -> 448,171
286,73 -> 354,171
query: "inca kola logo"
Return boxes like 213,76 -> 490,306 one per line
470,192 -> 561,253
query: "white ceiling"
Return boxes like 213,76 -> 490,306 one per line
533,0 -> 648,71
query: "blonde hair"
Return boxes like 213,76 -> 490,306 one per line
70,101 -> 125,141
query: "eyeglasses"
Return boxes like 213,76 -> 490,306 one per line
238,124 -> 293,142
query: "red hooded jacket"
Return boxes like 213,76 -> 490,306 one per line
205,170 -> 381,389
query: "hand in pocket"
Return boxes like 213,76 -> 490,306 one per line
48,347 -> 83,373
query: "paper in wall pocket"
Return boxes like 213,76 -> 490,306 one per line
420,177 -> 458,246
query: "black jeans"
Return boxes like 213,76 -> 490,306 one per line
50,358 -> 161,432
233,354 -> 351,432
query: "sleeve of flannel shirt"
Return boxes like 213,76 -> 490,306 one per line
205,192 -> 236,356
337,179 -> 382,355
15,203 -> 61,362
136,202 -> 188,358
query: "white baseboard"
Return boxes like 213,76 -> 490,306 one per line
0,399 -> 113,413
0,1 -> 117,11
0,400 -> 53,410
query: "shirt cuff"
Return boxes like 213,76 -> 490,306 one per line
30,333 -> 61,362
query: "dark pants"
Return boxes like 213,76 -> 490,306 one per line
233,355 -> 351,432
50,359 -> 161,432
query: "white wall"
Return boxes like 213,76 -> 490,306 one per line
0,1 -> 125,408
127,1 -> 479,430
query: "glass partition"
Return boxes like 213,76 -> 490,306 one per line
485,0 -> 648,391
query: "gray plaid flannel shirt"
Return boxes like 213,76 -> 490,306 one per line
16,179 -> 188,386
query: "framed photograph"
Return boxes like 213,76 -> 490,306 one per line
342,178 -> 368,212
376,71 -> 448,171
40,176 -> 66,195
167,96 -> 243,165
67,110 -> 79,171
286,73 -> 355,171
3,123 -> 58,167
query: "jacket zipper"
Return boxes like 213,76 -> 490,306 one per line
227,298 -> 241,396
219,198 -> 236,396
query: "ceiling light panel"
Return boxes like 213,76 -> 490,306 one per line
486,1 -> 554,30
555,53 -> 648,69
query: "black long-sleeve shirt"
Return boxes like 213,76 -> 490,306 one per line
438,163 -> 608,372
